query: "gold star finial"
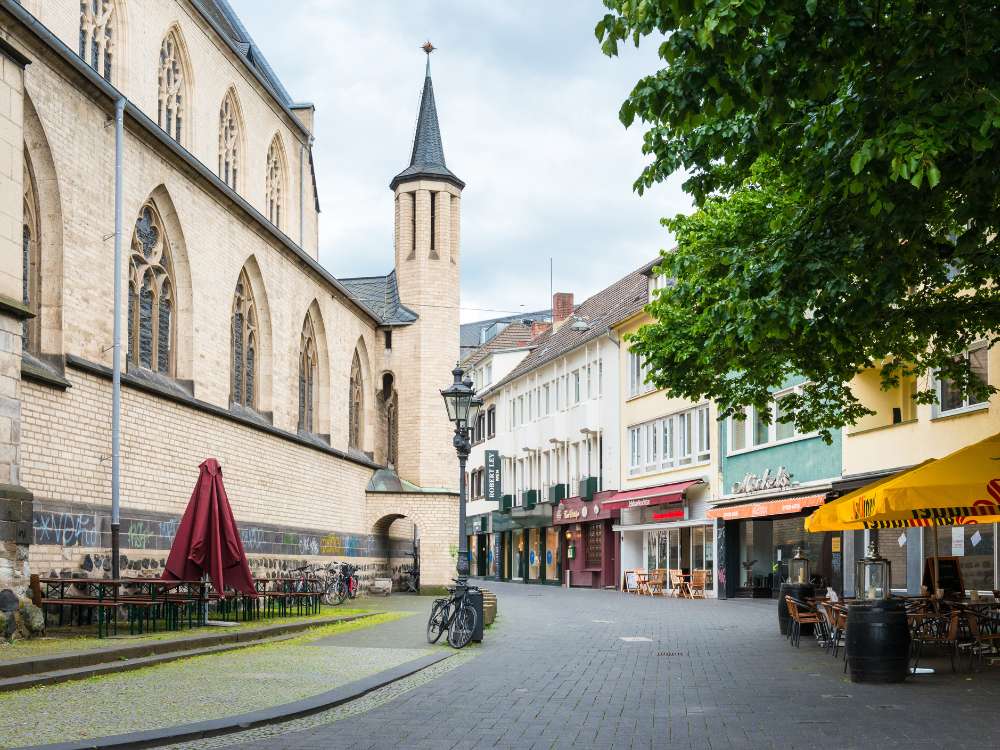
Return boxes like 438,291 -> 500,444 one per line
421,40 -> 436,56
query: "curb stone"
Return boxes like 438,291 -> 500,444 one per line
0,612 -> 381,691
13,651 -> 452,750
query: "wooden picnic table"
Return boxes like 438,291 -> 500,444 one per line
34,576 -> 209,636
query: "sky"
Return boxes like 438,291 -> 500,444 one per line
232,1 -> 692,323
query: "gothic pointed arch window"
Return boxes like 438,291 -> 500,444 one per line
128,204 -> 174,374
348,351 -> 363,450
298,315 -> 318,433
265,136 -> 285,228
22,158 -> 40,353
79,0 -> 116,82
157,31 -> 186,144
218,90 -> 241,190
231,269 -> 258,408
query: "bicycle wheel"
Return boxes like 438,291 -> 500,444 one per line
427,599 -> 448,644
447,601 -> 477,649
320,580 -> 337,606
334,579 -> 348,605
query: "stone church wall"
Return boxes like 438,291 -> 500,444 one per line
22,366 -> 415,582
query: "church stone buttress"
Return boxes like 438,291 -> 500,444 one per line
389,54 -> 464,491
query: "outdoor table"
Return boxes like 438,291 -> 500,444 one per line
37,577 -> 122,637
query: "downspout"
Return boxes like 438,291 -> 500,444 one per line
111,96 -> 125,579
298,141 -> 305,247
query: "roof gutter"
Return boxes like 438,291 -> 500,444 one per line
1,0 -> 381,325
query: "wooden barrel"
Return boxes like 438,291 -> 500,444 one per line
846,599 -> 910,683
778,582 -> 815,635
480,589 -> 497,626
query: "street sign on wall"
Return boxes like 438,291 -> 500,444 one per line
485,450 -> 501,502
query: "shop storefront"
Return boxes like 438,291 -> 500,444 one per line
710,492 -> 841,598
465,512 -> 494,579
553,491 -> 620,588
492,505 -> 558,584
611,480 -> 716,595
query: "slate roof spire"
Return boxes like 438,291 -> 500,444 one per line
390,44 -> 465,191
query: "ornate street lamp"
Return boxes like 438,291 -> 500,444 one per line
440,365 -> 483,583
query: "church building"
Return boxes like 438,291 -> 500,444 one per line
0,0 -> 463,591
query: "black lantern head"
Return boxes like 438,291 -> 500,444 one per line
441,364 -> 474,429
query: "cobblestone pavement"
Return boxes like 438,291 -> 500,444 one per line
197,582 -> 1000,750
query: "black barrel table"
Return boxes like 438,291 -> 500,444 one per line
846,599 -> 910,683
778,582 -> 815,636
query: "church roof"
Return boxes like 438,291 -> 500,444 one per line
196,0 -> 296,108
390,59 -> 465,191
338,271 -> 418,326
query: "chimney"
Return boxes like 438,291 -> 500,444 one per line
552,292 -> 574,325
530,320 -> 552,340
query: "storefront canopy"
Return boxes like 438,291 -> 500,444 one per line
706,493 -> 827,521
602,479 -> 702,511
805,432 -> 1000,532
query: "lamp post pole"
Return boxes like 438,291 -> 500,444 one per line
454,422 -> 471,583
440,365 -> 481,587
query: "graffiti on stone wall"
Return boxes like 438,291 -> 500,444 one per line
33,511 -> 100,547
32,503 -> 394,559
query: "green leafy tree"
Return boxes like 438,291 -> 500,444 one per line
597,0 -> 1000,437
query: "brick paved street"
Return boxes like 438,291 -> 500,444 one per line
203,583 -> 1000,750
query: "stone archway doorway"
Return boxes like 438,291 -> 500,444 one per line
371,513 -> 419,592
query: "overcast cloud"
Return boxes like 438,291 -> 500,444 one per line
232,1 -> 692,323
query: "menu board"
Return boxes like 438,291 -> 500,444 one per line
922,556 -> 965,597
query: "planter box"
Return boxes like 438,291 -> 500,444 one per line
579,477 -> 598,501
548,484 -> 568,504
522,490 -> 538,509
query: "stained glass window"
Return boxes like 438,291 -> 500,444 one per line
128,204 -> 173,374
265,136 -> 284,228
157,32 -> 185,143
79,0 -> 115,83
23,158 -> 39,352
348,351 -> 363,449
218,90 -> 241,190
298,315 -> 318,433
231,269 -> 258,408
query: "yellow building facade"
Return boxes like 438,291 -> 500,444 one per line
612,279 -> 723,596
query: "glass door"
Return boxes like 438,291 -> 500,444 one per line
690,525 -> 714,591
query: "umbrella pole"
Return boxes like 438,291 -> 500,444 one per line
932,526 -> 940,597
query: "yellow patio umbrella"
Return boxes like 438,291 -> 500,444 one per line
806,431 -> 1000,595
805,432 -> 1000,533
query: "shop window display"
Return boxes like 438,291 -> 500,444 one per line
923,524 -> 995,593
529,528 -> 541,580
545,527 -> 560,581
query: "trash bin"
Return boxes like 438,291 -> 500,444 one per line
467,589 -> 484,643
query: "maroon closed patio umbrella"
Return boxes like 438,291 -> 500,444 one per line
163,458 -> 256,597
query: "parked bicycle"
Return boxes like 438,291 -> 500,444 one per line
290,562 -> 349,606
427,579 -> 478,649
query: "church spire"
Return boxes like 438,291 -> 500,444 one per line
390,43 -> 465,191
